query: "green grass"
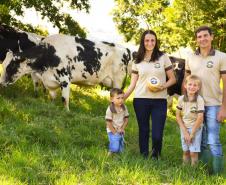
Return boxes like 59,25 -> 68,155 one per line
0,76 -> 225,185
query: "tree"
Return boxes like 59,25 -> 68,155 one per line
113,0 -> 226,53
0,0 -> 90,37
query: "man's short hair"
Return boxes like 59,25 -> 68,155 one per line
195,26 -> 213,37
110,88 -> 124,97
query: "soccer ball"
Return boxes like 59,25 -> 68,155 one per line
147,76 -> 161,92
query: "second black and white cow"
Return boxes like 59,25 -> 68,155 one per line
168,56 -> 185,96
0,34 -> 134,110
0,24 -> 45,95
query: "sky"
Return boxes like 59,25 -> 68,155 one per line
15,0 -> 126,44
14,0 -> 189,57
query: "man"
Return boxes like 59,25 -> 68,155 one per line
185,26 -> 226,174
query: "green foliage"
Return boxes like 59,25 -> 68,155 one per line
0,76 -> 225,184
0,0 -> 90,37
113,0 -> 226,53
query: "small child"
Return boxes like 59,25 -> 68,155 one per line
105,88 -> 129,155
176,75 -> 204,166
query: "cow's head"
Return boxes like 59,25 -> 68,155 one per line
0,24 -> 42,63
0,50 -> 30,86
167,56 -> 185,96
120,49 -> 137,89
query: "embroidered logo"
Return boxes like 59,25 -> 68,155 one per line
150,77 -> 158,84
206,61 -> 213,68
154,62 -> 160,68
190,107 -> 197,113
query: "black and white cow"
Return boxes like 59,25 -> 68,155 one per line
168,56 -> 185,96
167,56 -> 185,107
0,24 -> 45,95
0,34 -> 134,110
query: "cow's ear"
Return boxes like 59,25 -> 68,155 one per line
132,52 -> 137,60
7,49 -> 12,53
6,49 -> 13,57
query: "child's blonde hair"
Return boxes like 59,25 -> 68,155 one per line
184,75 -> 202,102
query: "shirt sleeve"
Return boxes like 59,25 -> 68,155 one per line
220,52 -> 226,75
176,96 -> 183,110
105,106 -> 113,121
197,96 -> 205,113
124,106 -> 129,118
132,62 -> 138,74
163,54 -> 173,71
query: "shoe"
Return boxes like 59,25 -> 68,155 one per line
212,155 -> 224,175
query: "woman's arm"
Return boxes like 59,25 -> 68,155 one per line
124,73 -> 139,99
163,69 -> 176,89
154,69 -> 176,92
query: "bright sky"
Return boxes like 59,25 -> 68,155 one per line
15,0 -> 126,44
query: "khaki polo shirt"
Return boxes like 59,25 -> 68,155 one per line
105,104 -> 129,133
132,54 -> 172,99
176,95 -> 205,128
185,49 -> 226,106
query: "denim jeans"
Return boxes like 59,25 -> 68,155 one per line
108,132 -> 124,153
201,106 -> 222,156
133,98 -> 167,158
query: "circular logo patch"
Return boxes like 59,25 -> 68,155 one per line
190,107 -> 197,113
154,62 -> 160,68
150,77 -> 158,84
206,61 -> 213,68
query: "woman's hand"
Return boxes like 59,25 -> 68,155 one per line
149,84 -> 166,92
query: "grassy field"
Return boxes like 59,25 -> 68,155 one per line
0,75 -> 225,185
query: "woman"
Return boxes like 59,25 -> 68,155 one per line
124,30 -> 176,159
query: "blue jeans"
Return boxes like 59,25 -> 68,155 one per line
133,98 -> 167,158
201,106 -> 222,156
108,132 -> 124,153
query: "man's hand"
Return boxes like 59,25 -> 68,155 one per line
217,106 -> 226,122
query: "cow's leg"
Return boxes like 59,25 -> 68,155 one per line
31,72 -> 47,96
60,80 -> 71,111
31,72 -> 40,97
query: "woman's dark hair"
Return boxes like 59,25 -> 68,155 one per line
135,30 -> 163,64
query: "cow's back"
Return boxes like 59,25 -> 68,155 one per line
42,34 -> 121,85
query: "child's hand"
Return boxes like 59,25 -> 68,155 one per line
183,131 -> 191,144
190,133 -> 195,143
118,128 -> 125,135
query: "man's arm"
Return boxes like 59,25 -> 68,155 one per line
217,74 -> 226,122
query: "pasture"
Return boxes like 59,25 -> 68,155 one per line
0,71 -> 225,184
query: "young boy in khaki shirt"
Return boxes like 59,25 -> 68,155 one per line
105,88 -> 129,154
